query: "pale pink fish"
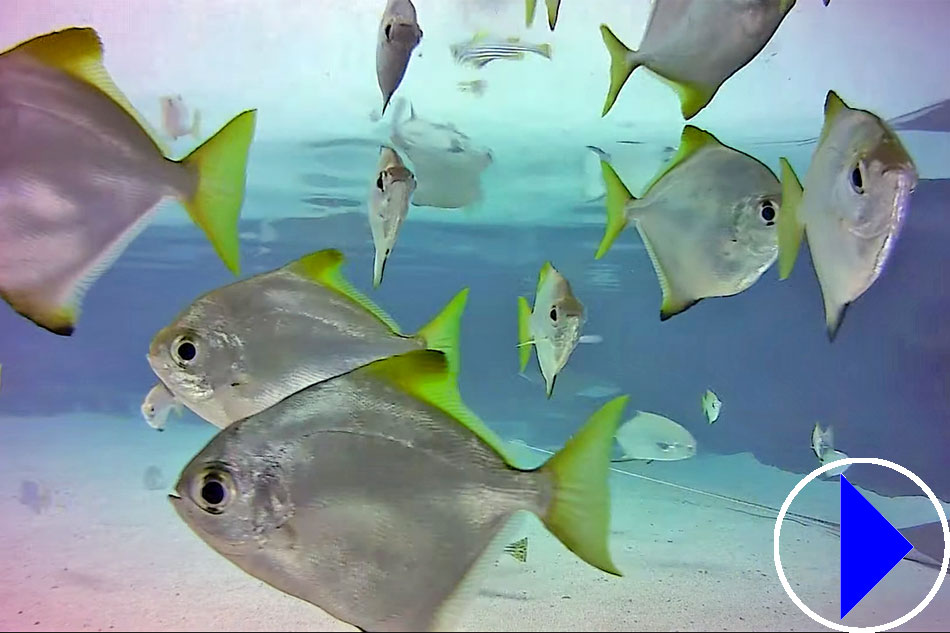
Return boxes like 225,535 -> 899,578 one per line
160,94 -> 202,140
0,27 -> 258,335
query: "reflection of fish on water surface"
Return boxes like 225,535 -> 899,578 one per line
517,364 -> 621,400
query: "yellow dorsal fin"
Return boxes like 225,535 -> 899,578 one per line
536,261 -> 554,297
819,90 -> 850,146
362,349 -> 513,461
286,249 -> 402,334
5,27 -> 171,155
641,125 -> 722,196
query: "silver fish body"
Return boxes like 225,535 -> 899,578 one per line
171,350 -> 625,632
601,0 -> 795,119
369,146 -> 416,287
376,0 -> 423,116
148,250 -> 466,428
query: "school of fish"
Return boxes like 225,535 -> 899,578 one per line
0,1 -> 920,631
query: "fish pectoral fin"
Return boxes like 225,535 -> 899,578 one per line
287,249 -> 402,333
777,157 -> 805,280
416,287 -> 470,376
596,161 -> 635,259
600,24 -> 639,117
6,27 -> 172,156
538,395 -> 629,576
179,109 -> 258,276
517,296 -> 534,372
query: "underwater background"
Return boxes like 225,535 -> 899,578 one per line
1,0 -> 949,631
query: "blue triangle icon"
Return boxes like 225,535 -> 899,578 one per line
840,475 -> 913,619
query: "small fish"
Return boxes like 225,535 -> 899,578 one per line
600,0 -> 796,119
517,262 -> 586,398
612,411 -> 697,462
159,94 -> 201,140
141,382 -> 183,432
811,422 -> 849,478
777,91 -> 918,340
450,33 -> 552,69
170,349 -> 626,632
457,79 -> 487,97
148,249 -> 467,428
369,146 -> 416,287
376,0 -> 423,116
504,537 -> 528,563
0,28 -> 257,335
702,389 -> 722,424
597,126 -> 781,320
525,0 -> 562,31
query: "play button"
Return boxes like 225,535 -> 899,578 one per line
774,457 -> 949,632
840,474 -> 914,618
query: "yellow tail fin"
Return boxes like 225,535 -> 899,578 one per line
600,24 -> 639,117
517,296 -> 533,372
539,395 -> 628,576
777,157 -> 805,280
416,288 -> 470,377
596,161 -> 634,259
179,109 -> 258,276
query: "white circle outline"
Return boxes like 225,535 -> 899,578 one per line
774,457 -> 949,633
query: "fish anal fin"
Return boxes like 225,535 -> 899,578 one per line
667,77 -> 718,121
823,293 -> 849,342
545,0 -> 562,30
633,227 -> 699,321
286,249 -> 402,333
6,27 -> 172,155
0,288 -> 76,336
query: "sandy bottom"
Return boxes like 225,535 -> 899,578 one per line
0,413 -> 947,632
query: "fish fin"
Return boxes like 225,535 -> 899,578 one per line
641,125 -> 721,195
578,334 -> 603,344
525,0 -> 537,27
287,249 -> 403,333
536,261 -> 554,296
504,537 -> 528,563
517,296 -> 534,372
777,157 -> 805,280
635,227 -> 699,320
0,291 -> 76,336
818,90 -> 851,149
178,109 -> 257,276
538,395 -> 628,576
600,24 -> 639,117
5,27 -> 172,155
596,161 -> 633,259
665,77 -> 717,121
537,43 -> 553,59
823,294 -> 849,342
545,373 -> 557,399
191,108 -> 202,139
545,0 -> 562,30
416,288 -> 470,376
781,0 -> 798,12
362,349 -> 513,460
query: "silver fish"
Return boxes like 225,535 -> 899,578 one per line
159,94 -> 201,141
525,0 -> 562,31
777,91 -> 918,340
517,262 -> 585,398
369,146 -> 416,288
170,349 -> 625,631
148,249 -> 468,428
376,0 -> 423,116
600,0 -> 796,119
0,27 -> 257,335
598,125 -> 781,320
702,389 -> 721,425
450,34 -> 552,69
141,381 -> 183,431
613,411 -> 697,462
811,422 -> 849,478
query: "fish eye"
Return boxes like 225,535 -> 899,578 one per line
193,467 -> 235,515
376,174 -> 385,191
171,335 -> 198,366
549,307 -> 558,322
850,162 -> 865,194
385,24 -> 392,41
759,200 -> 777,226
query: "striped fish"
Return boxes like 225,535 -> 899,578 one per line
450,34 -> 552,69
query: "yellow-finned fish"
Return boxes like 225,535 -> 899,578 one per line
369,146 -> 416,288
525,0 -> 562,31
811,422 -> 850,478
702,389 -> 722,424
376,0 -> 423,116
597,126 -> 781,320
171,349 -> 626,631
777,91 -> 918,340
517,262 -> 587,398
600,0 -> 796,119
612,411 -> 697,462
0,27 -> 256,336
